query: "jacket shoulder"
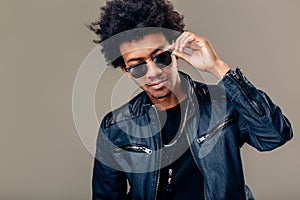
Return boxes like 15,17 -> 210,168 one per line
193,81 -> 227,105
101,91 -> 148,129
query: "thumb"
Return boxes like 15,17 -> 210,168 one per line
172,50 -> 191,63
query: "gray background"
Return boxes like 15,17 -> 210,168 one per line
1,0 -> 299,199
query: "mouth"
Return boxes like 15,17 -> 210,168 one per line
147,78 -> 168,90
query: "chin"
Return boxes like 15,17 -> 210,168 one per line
150,90 -> 172,100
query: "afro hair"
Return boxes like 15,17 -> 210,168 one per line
87,0 -> 185,68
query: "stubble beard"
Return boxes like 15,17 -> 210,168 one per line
150,90 -> 172,100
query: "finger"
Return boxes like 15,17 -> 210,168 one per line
181,34 -> 195,50
189,38 -> 205,50
167,43 -> 176,51
176,32 -> 202,53
174,32 -> 188,52
172,49 -> 191,63
179,32 -> 194,52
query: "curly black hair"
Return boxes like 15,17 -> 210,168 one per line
87,0 -> 185,68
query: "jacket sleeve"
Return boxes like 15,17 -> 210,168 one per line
218,67 -> 293,151
92,121 -> 128,200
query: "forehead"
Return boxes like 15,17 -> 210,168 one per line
119,32 -> 169,56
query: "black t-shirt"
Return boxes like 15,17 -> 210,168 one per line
156,99 -> 205,200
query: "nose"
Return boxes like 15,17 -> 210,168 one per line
145,60 -> 163,79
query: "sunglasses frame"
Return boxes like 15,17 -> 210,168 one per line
124,49 -> 173,78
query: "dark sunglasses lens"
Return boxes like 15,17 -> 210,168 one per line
154,51 -> 172,68
128,50 -> 172,78
130,64 -> 148,78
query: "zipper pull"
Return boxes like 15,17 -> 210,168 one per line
114,146 -> 152,155
140,146 -> 152,155
166,168 -> 173,192
197,135 -> 208,144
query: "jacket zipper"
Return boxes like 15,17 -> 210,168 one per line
183,102 -> 209,200
196,116 -> 234,144
114,145 -> 152,155
228,70 -> 265,116
242,85 -> 265,116
153,105 -> 163,200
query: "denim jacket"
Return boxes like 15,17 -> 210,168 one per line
92,68 -> 293,200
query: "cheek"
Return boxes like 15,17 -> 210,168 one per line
132,77 -> 148,88
167,62 -> 179,78
168,57 -> 178,73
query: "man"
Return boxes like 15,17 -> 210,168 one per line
88,0 -> 293,199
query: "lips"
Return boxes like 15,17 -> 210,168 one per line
148,78 -> 168,90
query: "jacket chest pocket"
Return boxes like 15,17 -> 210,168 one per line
197,116 -> 235,144
112,144 -> 155,173
114,144 -> 153,155
196,116 -> 235,159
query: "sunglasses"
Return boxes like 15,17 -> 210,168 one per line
124,50 -> 173,79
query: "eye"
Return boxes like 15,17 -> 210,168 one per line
153,50 -> 172,67
130,64 -> 148,78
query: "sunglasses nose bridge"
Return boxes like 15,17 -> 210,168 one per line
144,58 -> 163,78
144,57 -> 153,65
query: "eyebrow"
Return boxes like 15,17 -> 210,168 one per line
126,45 -> 166,63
